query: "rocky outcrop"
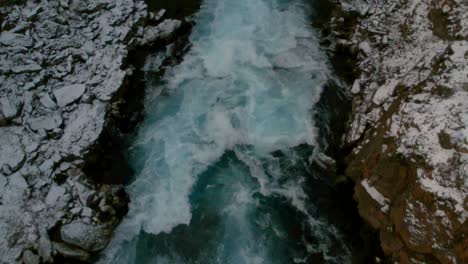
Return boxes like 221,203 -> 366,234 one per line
323,0 -> 467,263
0,0 -> 182,262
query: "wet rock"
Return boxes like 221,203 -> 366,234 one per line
60,222 -> 112,252
53,242 -> 90,262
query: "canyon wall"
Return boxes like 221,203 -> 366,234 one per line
0,0 -> 183,262
324,0 -> 467,263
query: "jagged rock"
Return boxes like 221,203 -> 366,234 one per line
60,222 -> 112,252
38,93 -> 57,109
0,96 -> 21,120
45,184 -> 66,206
0,130 -> 26,174
53,84 -> 86,107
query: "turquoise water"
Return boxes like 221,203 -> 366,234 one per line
100,0 -> 351,263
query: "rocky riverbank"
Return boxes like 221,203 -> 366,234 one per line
321,0 -> 467,263
0,0 -> 186,262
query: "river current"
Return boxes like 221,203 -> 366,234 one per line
100,0 -> 352,263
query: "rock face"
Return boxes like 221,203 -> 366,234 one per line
0,0 -> 182,262
324,0 -> 468,263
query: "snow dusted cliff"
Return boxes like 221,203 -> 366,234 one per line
325,0 -> 467,263
0,0 -> 182,262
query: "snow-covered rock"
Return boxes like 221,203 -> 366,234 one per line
328,0 -> 468,262
53,84 -> 86,107
0,0 -> 178,262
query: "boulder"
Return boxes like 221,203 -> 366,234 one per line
60,222 -> 112,252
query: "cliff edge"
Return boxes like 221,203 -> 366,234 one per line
325,0 -> 467,263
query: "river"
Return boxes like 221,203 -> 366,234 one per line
100,0 -> 353,263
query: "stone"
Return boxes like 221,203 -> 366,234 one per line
351,79 -> 361,94
60,222 -> 112,252
0,96 -> 21,120
45,184 -> 66,206
28,114 -> 62,131
53,84 -> 86,107
0,32 -> 33,47
39,93 -> 57,109
0,131 -> 26,173
70,207 -> 82,215
81,207 -> 93,218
